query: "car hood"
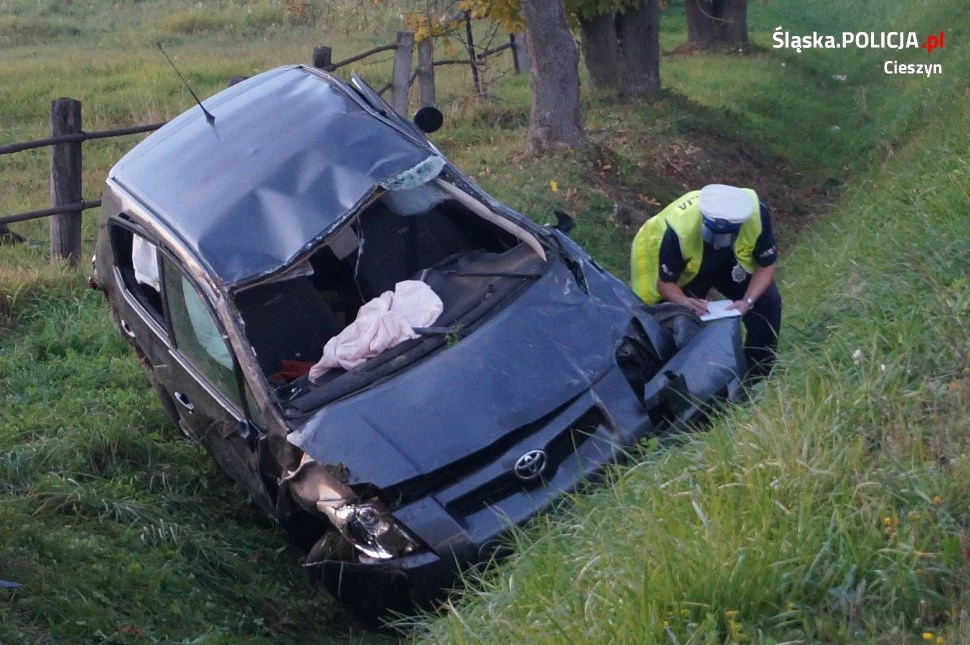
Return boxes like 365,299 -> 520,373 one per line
287,259 -> 635,490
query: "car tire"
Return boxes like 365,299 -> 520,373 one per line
318,568 -> 389,630
304,531 -> 396,629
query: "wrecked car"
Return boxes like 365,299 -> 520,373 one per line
91,65 -> 746,621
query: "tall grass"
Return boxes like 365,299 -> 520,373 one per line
418,113 -> 970,645
413,2 -> 970,641
1,3 -> 456,640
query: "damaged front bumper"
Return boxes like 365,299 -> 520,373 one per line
313,318 -> 745,613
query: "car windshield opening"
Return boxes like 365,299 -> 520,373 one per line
233,180 -> 548,410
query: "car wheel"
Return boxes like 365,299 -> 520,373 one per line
303,532 -> 395,628
318,567 -> 390,630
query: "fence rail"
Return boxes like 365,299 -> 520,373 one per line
0,122 -> 167,156
314,43 -> 397,71
0,31 -> 528,266
0,200 -> 102,226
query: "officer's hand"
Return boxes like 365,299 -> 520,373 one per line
727,299 -> 751,315
683,297 -> 709,316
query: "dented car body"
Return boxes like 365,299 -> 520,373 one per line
93,65 -> 746,619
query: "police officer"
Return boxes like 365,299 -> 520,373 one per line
630,184 -> 782,377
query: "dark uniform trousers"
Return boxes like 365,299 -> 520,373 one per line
682,273 -> 783,378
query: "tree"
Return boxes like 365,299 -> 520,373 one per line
578,12 -> 619,89
464,0 -> 660,98
615,0 -> 660,97
570,0 -> 659,96
520,0 -> 587,150
685,0 -> 748,48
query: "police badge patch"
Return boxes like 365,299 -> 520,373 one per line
732,263 -> 748,283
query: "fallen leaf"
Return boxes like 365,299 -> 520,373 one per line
120,624 -> 142,637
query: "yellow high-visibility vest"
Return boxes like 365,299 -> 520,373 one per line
630,189 -> 762,304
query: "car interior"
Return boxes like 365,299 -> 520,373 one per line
110,223 -> 165,324
232,181 -> 548,408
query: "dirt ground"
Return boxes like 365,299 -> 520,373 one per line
598,130 -> 837,239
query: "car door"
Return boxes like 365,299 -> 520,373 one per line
105,220 -> 171,375
154,253 -> 274,516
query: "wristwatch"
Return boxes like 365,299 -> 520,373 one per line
744,297 -> 754,307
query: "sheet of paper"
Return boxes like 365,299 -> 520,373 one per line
700,299 -> 742,322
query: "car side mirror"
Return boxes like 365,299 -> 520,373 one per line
413,106 -> 443,134
552,210 -> 576,235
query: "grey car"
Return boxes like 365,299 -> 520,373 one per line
91,64 -> 746,622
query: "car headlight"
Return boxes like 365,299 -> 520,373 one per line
317,499 -> 422,560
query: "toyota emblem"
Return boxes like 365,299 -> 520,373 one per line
514,449 -> 547,482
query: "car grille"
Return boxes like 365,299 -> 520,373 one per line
444,409 -> 603,517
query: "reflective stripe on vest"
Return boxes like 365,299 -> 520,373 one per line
630,189 -> 761,304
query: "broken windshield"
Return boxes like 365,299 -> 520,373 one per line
232,176 -> 548,410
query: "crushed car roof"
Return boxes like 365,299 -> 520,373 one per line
109,65 -> 434,285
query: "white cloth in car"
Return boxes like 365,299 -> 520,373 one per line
132,235 -> 160,291
308,280 -> 443,382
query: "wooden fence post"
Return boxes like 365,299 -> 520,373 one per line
0,222 -> 18,242
511,32 -> 531,74
49,97 -> 82,267
391,31 -> 414,116
312,46 -> 332,70
509,33 -> 520,73
417,38 -> 436,107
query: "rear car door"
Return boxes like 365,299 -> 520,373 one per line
106,220 -> 170,374
154,254 -> 274,515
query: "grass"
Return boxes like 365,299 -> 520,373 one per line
418,120 -> 970,638
0,272 -> 363,643
2,0 -> 968,641
411,3 -> 970,643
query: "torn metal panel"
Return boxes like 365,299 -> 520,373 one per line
282,458 -> 422,560
435,179 -> 546,261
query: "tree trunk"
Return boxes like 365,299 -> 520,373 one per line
512,30 -> 531,74
521,0 -> 586,151
616,0 -> 660,99
686,0 -> 747,47
579,13 -> 619,90
714,0 -> 748,43
685,0 -> 715,47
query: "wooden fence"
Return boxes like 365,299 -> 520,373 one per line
0,31 -> 528,267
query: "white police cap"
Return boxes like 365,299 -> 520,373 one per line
699,184 -> 757,224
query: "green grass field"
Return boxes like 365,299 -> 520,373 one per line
2,0 -> 967,641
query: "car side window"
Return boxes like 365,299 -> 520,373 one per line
110,223 -> 165,325
244,384 -> 268,432
162,255 -> 243,410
